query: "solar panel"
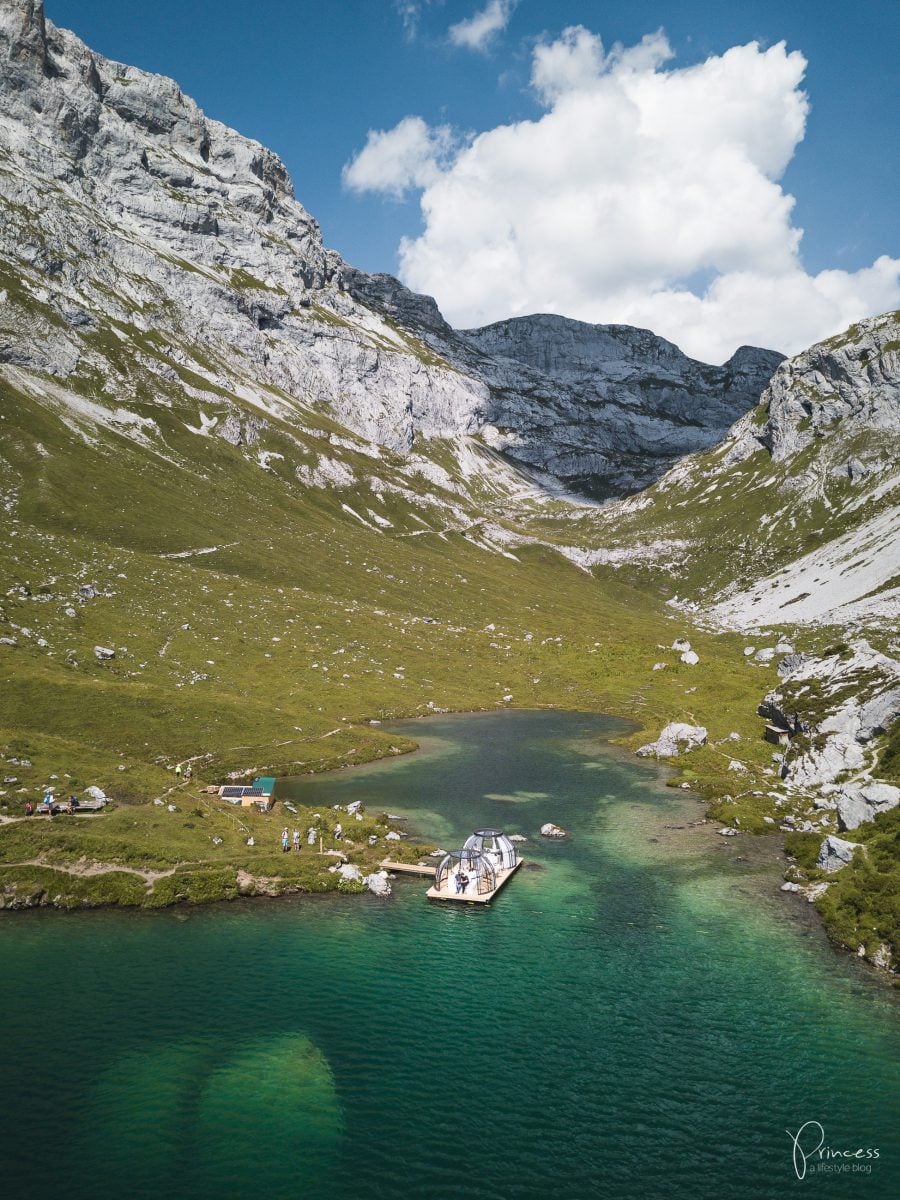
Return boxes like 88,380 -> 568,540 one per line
221,786 -> 245,798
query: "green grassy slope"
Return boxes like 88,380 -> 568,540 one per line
0,351 -> 785,908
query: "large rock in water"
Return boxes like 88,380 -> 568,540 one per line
364,870 -> 391,896
636,723 -> 708,758
836,783 -> 900,831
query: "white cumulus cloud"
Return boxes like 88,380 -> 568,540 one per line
448,1 -> 517,52
342,116 -> 456,199
344,26 -> 900,362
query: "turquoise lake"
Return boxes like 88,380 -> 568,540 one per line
1,710 -> 897,1198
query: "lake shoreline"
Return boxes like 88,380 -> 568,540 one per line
1,705 -> 894,987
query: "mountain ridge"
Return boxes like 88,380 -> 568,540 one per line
0,0 -> 781,500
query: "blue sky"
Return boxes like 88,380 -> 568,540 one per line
46,0 -> 899,359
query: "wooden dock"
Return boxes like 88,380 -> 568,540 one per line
381,859 -> 437,877
426,859 -> 522,904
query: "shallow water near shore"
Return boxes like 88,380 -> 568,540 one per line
1,710 -> 897,1198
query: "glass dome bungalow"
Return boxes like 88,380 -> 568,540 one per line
426,830 -> 522,904
464,829 -> 518,870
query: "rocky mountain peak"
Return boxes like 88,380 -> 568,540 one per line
0,0 -> 784,498
724,311 -> 900,468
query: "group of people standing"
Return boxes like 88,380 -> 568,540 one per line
281,828 -> 302,853
453,869 -> 471,894
280,823 -> 343,852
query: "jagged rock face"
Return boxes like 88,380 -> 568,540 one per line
0,0 -> 781,499
724,311 -> 900,470
340,278 -> 784,497
459,315 -> 783,496
0,0 -> 488,455
772,641 -> 900,798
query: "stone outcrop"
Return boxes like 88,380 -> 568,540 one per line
836,783 -> 900,831
723,313 -> 900,470
816,835 -> 865,872
768,642 -> 900,796
636,722 -> 708,758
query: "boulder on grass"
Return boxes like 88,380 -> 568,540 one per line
836,782 -> 900,831
816,835 -> 865,873
636,723 -> 708,758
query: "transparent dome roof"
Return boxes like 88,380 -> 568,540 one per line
464,829 -> 518,870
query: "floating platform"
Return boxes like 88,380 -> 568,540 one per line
381,859 -> 436,877
427,859 -> 522,904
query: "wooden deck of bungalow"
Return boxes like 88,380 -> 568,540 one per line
426,859 -> 522,904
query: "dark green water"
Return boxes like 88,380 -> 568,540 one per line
1,711 -> 897,1199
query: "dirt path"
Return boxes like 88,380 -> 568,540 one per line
9,855 -> 184,886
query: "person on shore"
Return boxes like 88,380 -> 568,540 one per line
333,822 -> 343,842
307,826 -> 317,846
292,829 -> 300,852
184,764 -> 192,781
175,763 -> 182,779
281,828 -> 289,853
24,801 -> 32,816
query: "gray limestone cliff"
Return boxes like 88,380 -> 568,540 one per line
723,311 -> 900,471
0,0 -> 782,497
458,315 -> 783,497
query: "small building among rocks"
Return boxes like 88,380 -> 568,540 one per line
764,724 -> 791,746
219,776 -> 276,811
